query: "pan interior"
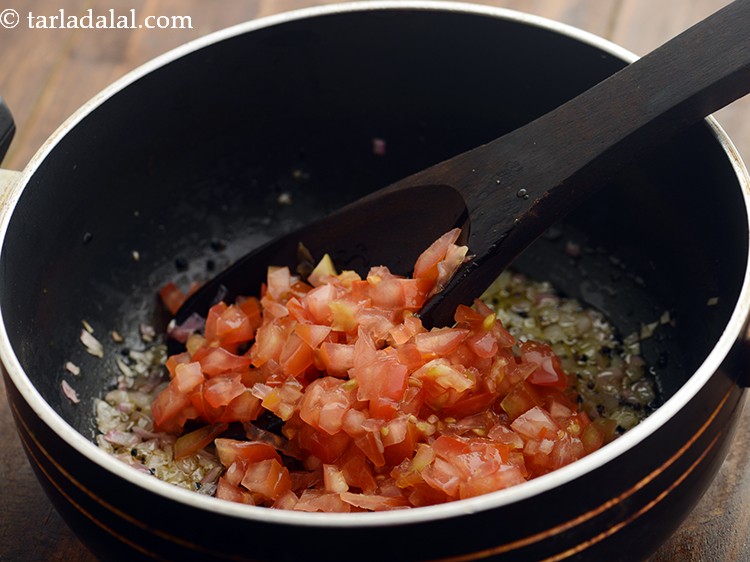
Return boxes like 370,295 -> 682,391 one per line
1,8 -> 746,438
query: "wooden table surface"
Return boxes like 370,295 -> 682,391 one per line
1,1 -> 749,560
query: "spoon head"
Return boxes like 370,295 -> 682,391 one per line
174,183 -> 468,326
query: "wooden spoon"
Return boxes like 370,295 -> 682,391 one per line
175,0 -> 750,329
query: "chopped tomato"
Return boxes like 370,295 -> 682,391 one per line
203,374 -> 246,408
218,390 -> 262,423
174,361 -> 204,393
214,439 -> 281,466
279,333 -> 315,377
307,254 -> 337,287
414,328 -> 469,356
165,351 -> 191,378
204,302 -> 228,343
153,228 -> 607,512
212,304 -> 256,345
159,281 -> 188,315
413,359 -> 475,410
339,446 -> 378,493
250,319 -> 294,367
198,347 -> 252,376
266,266 -> 292,301
152,380 -> 193,433
251,376 -> 304,421
510,406 -> 560,439
237,296 -> 262,327
240,458 -> 292,502
318,342 -> 355,377
382,416 -> 421,465
501,381 -> 542,421
216,477 -> 256,504
413,228 -> 461,286
520,340 -> 569,387
295,422 -> 351,464
353,350 -> 408,404
354,430 -> 386,467
304,284 -> 337,324
340,492 -> 409,511
294,323 -> 332,349
294,490 -> 351,513
322,464 -> 349,493
299,377 -> 355,435
459,464 -> 526,499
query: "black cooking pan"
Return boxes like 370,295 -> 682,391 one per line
1,3 -> 748,561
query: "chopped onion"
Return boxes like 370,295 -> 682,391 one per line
140,323 -> 156,342
131,426 -> 176,444
167,312 -> 205,343
104,429 -> 140,447
115,356 -> 134,378
80,329 -> 104,358
61,380 -> 80,404
65,361 -> 80,376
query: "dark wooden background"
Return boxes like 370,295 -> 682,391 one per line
1,1 -> 749,560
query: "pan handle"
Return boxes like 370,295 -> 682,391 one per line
0,97 -> 15,163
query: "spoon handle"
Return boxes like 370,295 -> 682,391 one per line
418,0 -> 750,326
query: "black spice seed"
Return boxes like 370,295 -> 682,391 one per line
131,448 -> 137,457
175,257 -> 189,271
210,239 -> 227,252
206,259 -> 216,272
